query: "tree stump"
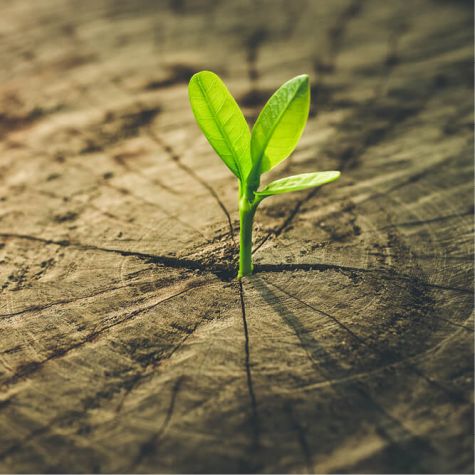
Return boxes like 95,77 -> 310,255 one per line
0,0 -> 473,473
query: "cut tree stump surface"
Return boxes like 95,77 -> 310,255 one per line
0,0 -> 473,473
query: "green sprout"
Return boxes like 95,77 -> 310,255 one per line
188,71 -> 341,278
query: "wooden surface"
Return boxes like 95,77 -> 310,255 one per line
0,0 -> 473,473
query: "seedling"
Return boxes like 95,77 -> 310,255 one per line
188,71 -> 341,278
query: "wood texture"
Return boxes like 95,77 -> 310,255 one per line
0,0 -> 473,473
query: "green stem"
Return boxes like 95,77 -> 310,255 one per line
238,195 -> 258,278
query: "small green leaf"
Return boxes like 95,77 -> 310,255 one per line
250,74 -> 310,176
255,171 -> 341,197
188,71 -> 251,180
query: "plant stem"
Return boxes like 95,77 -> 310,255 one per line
238,195 -> 258,278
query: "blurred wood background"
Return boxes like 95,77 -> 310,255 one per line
0,0 -> 473,473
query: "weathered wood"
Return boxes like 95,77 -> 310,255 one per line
0,0 -> 473,473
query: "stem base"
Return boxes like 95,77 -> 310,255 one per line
238,197 -> 257,278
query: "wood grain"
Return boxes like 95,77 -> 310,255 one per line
0,0 -> 473,473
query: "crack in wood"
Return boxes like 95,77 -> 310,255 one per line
147,128 -> 237,246
0,232 -> 231,277
1,232 -> 471,293
0,281 -> 210,388
238,280 -> 260,458
252,187 -> 319,254
264,279 -> 470,402
251,277 -> 437,471
102,181 -> 209,240
257,263 -> 472,294
253,2 -> 422,257
0,335 -> 200,462
115,323 -> 199,414
0,279 -> 159,320
131,377 -> 184,471
0,2 -> 472,471
113,151 -> 180,196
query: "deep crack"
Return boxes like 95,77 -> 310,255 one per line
238,280 -> 260,455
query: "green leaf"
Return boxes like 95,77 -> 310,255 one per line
255,171 -> 341,197
250,74 -> 310,175
188,71 -> 251,180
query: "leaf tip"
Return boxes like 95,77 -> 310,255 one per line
188,70 -> 217,86
294,73 -> 310,88
328,170 -> 341,182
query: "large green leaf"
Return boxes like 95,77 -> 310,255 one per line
188,71 -> 251,180
255,171 -> 340,197
250,74 -> 310,175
